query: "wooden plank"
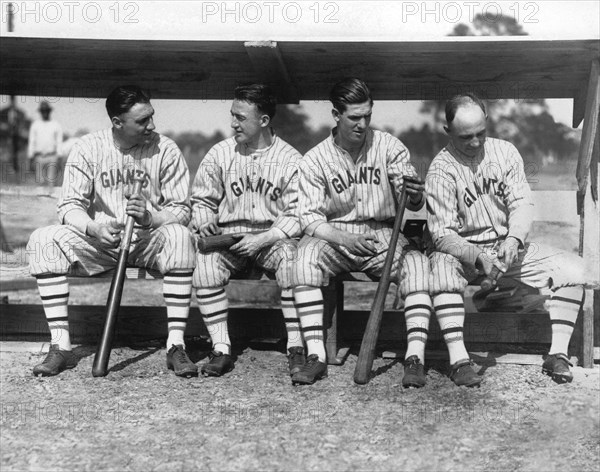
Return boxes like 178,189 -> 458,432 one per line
2,37 -> 598,101
576,59 -> 600,200
244,41 -> 299,103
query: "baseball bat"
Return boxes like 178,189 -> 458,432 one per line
197,231 -> 264,252
92,178 -> 144,377
354,185 -> 409,385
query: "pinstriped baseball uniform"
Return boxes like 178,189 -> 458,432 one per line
28,129 -> 195,276
191,133 -> 301,288
293,128 -> 429,296
426,137 -> 586,293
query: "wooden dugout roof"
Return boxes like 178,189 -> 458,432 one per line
1,36 -> 598,126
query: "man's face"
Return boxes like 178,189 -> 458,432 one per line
40,109 -> 51,120
113,102 -> 156,146
230,100 -> 268,145
445,105 -> 487,158
333,101 -> 372,147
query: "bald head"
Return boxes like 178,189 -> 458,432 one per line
444,96 -> 488,158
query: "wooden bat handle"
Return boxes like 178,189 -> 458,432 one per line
92,178 -> 144,378
354,185 -> 409,385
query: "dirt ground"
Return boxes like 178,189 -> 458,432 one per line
1,343 -> 599,472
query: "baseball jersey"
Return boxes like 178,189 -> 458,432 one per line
426,137 -> 534,265
28,119 -> 62,157
190,133 -> 301,237
58,128 -> 190,230
299,128 -> 417,235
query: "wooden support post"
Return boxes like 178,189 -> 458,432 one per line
575,59 -> 600,368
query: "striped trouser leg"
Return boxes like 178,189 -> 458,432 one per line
163,271 -> 193,349
548,286 -> 584,355
36,274 -> 71,350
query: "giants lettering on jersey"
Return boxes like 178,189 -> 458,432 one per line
230,175 -> 282,201
100,168 -> 151,189
332,166 -> 382,194
463,177 -> 507,207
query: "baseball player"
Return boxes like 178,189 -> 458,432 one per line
28,100 -> 63,185
426,93 -> 587,385
291,78 -> 433,386
27,85 -> 197,378
191,84 -> 304,378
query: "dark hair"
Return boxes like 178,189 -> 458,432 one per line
105,85 -> 151,118
234,84 -> 277,119
329,78 -> 373,113
445,93 -> 486,125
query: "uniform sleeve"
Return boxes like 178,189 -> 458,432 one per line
299,154 -> 328,236
57,139 -> 95,225
190,147 -> 224,232
504,144 -> 534,245
157,143 -> 191,225
426,164 -> 483,266
272,154 -> 301,238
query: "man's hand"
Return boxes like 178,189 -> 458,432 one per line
87,221 -> 122,248
393,175 -> 424,206
197,222 -> 222,237
125,192 -> 151,227
342,233 -> 379,257
230,233 -> 268,258
497,236 -> 520,269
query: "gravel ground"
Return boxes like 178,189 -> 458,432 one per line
1,344 -> 598,472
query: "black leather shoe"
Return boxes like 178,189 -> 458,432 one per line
450,359 -> 482,387
201,350 -> 234,377
542,353 -> 573,384
166,345 -> 198,378
33,344 -> 77,377
291,354 -> 327,385
287,346 -> 305,376
402,355 -> 426,388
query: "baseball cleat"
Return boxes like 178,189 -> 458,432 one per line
402,355 -> 426,388
542,353 -> 573,384
166,345 -> 198,378
201,350 -> 234,377
291,354 -> 327,385
33,344 -> 77,377
450,359 -> 482,387
287,346 -> 306,376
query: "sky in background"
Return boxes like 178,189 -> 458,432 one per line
1,0 -> 598,136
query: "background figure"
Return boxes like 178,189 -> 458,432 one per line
28,101 -> 63,186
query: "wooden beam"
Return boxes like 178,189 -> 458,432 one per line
576,59 -> 600,212
244,41 -> 299,104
